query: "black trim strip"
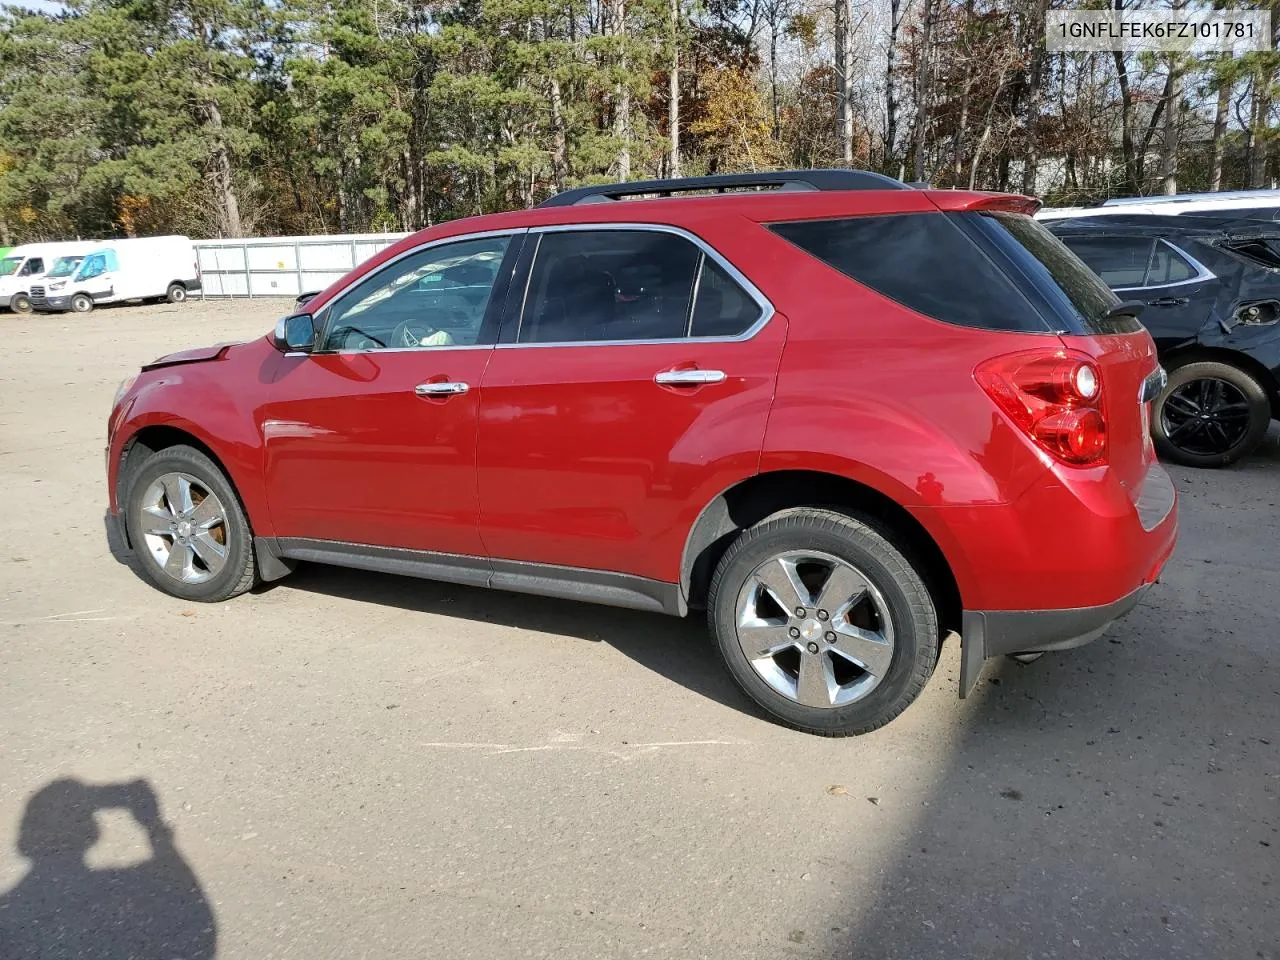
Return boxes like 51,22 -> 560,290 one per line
275,538 -> 685,616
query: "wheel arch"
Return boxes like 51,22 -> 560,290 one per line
1161,344 -> 1280,419
117,423 -> 264,540
680,469 -> 962,637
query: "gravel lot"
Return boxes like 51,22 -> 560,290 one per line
1,298 -> 1277,959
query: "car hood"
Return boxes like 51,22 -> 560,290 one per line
141,342 -> 243,372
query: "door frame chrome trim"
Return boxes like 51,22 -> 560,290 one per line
495,222 -> 776,349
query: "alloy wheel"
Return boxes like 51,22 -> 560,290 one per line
734,550 -> 894,709
1160,377 -> 1253,457
136,472 -> 229,584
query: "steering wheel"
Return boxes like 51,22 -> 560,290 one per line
390,319 -> 455,348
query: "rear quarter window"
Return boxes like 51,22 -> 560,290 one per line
769,213 -> 1053,332
975,213 -> 1140,335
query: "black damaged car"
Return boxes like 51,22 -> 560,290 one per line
1048,214 -> 1280,467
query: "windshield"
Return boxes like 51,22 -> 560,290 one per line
0,257 -> 21,277
46,256 -> 83,279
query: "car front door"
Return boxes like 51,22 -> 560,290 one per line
475,225 -> 786,587
260,232 -> 521,555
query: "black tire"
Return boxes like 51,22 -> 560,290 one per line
707,507 -> 939,737
122,445 -> 257,602
166,283 -> 187,303
1153,360 -> 1272,468
10,292 -> 31,314
70,293 -> 93,313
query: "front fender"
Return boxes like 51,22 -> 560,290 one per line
108,364 -> 274,536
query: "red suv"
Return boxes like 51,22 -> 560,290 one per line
106,171 -> 1177,736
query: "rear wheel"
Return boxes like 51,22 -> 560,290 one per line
707,508 -> 939,737
10,293 -> 31,314
70,293 -> 94,313
123,445 -> 256,602
166,283 -> 187,303
1153,361 -> 1271,468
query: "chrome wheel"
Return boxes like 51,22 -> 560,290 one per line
734,550 -> 894,709
1160,377 -> 1252,457
136,472 -> 229,584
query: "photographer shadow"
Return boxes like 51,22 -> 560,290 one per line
0,778 -> 215,960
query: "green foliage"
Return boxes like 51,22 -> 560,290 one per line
2,0 -> 1279,240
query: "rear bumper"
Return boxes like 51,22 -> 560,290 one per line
959,585 -> 1150,695
927,458 -> 1177,697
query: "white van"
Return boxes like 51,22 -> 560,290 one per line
33,235 -> 200,313
0,241 -> 100,313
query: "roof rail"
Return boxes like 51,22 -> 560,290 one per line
537,169 -> 910,207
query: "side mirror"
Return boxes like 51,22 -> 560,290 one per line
273,313 -> 317,353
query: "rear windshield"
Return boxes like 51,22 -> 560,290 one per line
768,213 -> 1051,332
971,212 -> 1138,334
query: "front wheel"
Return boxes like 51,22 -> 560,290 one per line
1153,361 -> 1272,468
707,508 -> 939,736
166,283 -> 187,303
122,445 -> 257,601
10,292 -> 31,314
70,293 -> 94,313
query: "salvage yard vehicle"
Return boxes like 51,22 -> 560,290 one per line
0,241 -> 99,314
1049,214 -> 1280,467
33,235 -> 200,313
105,171 -> 1178,736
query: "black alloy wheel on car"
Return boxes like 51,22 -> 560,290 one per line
1153,360 -> 1272,468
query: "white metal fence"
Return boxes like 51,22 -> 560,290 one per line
194,232 -> 410,299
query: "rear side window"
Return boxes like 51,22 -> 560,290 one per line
518,229 -> 762,343
768,214 -> 1049,332
520,230 -> 699,343
690,259 -> 760,337
1066,237 -> 1153,286
1145,242 -> 1198,285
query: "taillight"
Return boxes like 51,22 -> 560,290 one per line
975,351 -> 1107,465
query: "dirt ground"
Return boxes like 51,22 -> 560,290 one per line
1,297 -> 1277,960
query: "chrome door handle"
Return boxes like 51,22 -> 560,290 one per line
654,369 -> 726,386
414,381 -> 469,396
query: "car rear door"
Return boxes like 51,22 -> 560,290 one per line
1058,233 -> 1221,348
260,232 -> 521,556
475,225 -> 786,585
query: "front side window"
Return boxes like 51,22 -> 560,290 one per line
76,254 -> 107,281
321,236 -> 511,351
20,257 -> 44,276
